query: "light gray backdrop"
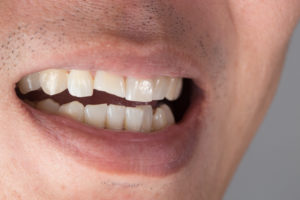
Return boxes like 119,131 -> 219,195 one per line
224,24 -> 300,200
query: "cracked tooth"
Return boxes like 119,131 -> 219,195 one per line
152,104 -> 174,131
36,99 -> 60,114
58,101 -> 84,122
152,77 -> 170,100
106,105 -> 125,130
125,107 -> 144,132
40,69 -> 68,95
138,105 -> 153,133
166,78 -> 182,101
125,77 -> 154,102
68,70 -> 93,97
94,71 -> 126,98
18,72 -> 40,94
84,104 -> 107,128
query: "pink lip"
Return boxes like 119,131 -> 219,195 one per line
22,88 -> 204,177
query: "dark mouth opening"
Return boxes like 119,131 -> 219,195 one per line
15,78 -> 197,123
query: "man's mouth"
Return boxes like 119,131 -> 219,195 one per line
17,69 -> 184,132
13,44 -> 206,177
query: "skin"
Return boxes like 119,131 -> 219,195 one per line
0,0 -> 299,199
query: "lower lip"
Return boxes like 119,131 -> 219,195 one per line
23,94 -> 204,177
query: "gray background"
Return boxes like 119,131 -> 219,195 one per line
224,24 -> 300,199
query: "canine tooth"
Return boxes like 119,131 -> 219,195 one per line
152,104 -> 175,131
68,70 -> 93,97
166,78 -> 182,101
126,77 -> 153,102
160,104 -> 175,125
152,77 -> 170,100
18,72 -> 40,94
36,99 -> 60,114
94,71 -> 126,98
106,105 -> 125,130
58,101 -> 84,122
138,105 -> 153,132
152,107 -> 167,131
125,107 -> 144,132
84,104 -> 107,128
40,69 -> 68,95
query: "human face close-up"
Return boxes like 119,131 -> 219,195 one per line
0,1 -> 299,199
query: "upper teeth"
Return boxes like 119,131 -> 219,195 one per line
18,69 -> 183,102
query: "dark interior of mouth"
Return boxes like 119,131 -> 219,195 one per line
15,79 -> 196,123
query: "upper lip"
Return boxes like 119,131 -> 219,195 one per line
14,39 -> 206,177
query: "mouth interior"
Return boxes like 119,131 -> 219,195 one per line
15,72 -> 196,133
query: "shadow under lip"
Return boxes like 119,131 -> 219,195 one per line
22,86 -> 204,177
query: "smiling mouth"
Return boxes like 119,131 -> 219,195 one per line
14,44 -> 205,177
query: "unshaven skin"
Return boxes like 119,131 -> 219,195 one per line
0,1 -> 299,200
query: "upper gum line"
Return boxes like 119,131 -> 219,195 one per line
17,69 -> 183,103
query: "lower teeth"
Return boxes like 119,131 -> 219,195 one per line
27,98 -> 174,133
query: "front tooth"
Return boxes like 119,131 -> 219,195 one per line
152,77 -> 170,100
106,105 -> 125,130
58,101 -> 84,122
125,107 -> 144,132
68,70 -> 93,97
94,71 -> 126,98
84,104 -> 107,128
126,77 -> 153,102
152,104 -> 175,131
166,78 -> 182,101
138,105 -> 153,133
18,72 -> 40,94
40,69 -> 68,95
36,99 -> 60,114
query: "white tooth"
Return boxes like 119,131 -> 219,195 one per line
24,100 -> 36,107
40,69 -> 68,95
58,101 -> 84,122
166,78 -> 182,101
18,72 -> 40,94
68,70 -> 93,97
106,105 -> 125,130
36,99 -> 60,114
152,107 -> 167,131
137,105 -> 153,133
152,77 -> 170,100
125,107 -> 144,132
84,104 -> 107,128
160,104 -> 175,125
152,104 -> 175,131
94,71 -> 126,98
126,77 -> 153,102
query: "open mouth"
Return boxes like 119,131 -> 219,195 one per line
14,51 -> 205,177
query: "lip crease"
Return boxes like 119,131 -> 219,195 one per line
21,86 -> 204,177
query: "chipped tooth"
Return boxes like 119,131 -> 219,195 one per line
36,99 -> 60,114
94,71 -> 126,98
68,70 -> 93,97
152,104 -> 175,131
166,78 -> 182,101
106,105 -> 125,130
18,72 -> 40,94
138,105 -> 153,133
58,101 -> 84,122
152,77 -> 170,100
125,107 -> 144,132
160,104 -> 175,125
40,69 -> 68,95
125,77 -> 154,102
84,104 -> 107,128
